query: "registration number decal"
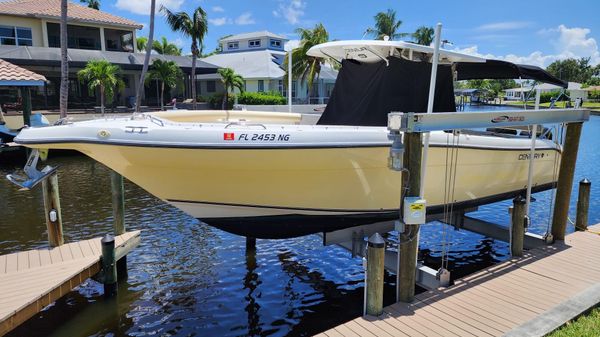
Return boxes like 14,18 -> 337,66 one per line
238,133 -> 291,142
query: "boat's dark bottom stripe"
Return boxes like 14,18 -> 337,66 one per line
179,182 -> 556,239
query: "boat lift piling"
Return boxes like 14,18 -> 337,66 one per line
551,122 -> 584,240
42,172 -> 64,247
111,170 -> 129,278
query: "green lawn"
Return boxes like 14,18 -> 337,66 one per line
546,307 -> 600,337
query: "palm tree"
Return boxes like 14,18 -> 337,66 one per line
77,60 -> 124,116
283,23 -> 329,102
217,67 -> 243,110
412,26 -> 434,46
135,0 -> 156,112
59,0 -> 68,118
366,9 -> 408,40
145,60 -> 183,110
152,36 -> 182,55
161,5 -> 208,110
80,0 -> 100,9
136,36 -> 148,52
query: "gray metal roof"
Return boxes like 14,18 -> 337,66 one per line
0,46 -> 219,73
220,31 -> 287,42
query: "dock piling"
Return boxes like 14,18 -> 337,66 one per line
101,234 -> 118,297
575,178 -> 591,231
246,237 -> 256,251
111,171 -> 128,279
552,122 -> 583,240
510,196 -> 526,257
365,233 -> 385,316
398,132 -> 422,303
42,172 -> 64,247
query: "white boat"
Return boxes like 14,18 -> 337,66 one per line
13,40 -> 569,238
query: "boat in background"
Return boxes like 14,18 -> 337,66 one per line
13,40 -> 569,238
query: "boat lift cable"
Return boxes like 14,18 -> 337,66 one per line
441,130 -> 461,270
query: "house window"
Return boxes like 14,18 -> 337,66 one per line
47,23 -> 101,50
258,80 -> 264,92
278,80 -> 283,95
270,39 -> 281,48
248,39 -> 261,48
228,41 -> 239,50
207,80 -> 216,93
0,26 -> 33,46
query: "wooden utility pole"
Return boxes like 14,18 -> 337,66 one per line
551,122 -> 583,240
398,132 -> 422,303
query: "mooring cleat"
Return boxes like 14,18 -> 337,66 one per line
6,149 -> 57,190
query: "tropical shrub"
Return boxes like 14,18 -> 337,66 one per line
237,91 -> 286,105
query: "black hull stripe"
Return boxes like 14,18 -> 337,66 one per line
197,182 -> 556,239
17,139 -> 560,152
168,181 -> 557,215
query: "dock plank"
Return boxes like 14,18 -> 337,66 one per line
0,231 -> 140,337
320,225 -> 600,337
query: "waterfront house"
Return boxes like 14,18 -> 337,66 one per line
504,82 -> 588,101
199,31 -> 337,104
0,0 -> 218,110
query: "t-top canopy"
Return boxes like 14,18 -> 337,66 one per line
455,59 -> 567,88
307,40 -> 487,64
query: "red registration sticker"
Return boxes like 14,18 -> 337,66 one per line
223,132 -> 235,140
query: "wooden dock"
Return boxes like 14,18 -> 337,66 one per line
0,231 -> 140,336
318,225 -> 600,337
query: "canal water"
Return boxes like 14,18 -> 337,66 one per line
1,112 -> 599,336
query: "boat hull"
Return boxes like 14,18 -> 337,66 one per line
23,140 -> 560,238
14,113 -> 561,238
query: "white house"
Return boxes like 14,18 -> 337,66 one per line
198,31 -> 337,104
504,82 -> 588,101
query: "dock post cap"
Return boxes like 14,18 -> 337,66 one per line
368,233 -> 385,248
580,178 -> 591,185
101,234 -> 115,245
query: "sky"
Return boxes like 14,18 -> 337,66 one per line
102,0 -> 600,67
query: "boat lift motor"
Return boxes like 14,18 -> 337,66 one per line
387,131 -> 404,171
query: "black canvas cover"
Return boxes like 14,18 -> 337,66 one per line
317,57 -> 457,126
455,60 -> 567,88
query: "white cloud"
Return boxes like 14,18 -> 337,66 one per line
284,39 -> 300,51
476,21 -> 532,31
273,0 -> 305,25
115,0 -> 183,15
454,25 -> 600,68
209,17 -> 231,26
235,12 -> 255,25
212,6 -> 225,13
172,38 -> 184,48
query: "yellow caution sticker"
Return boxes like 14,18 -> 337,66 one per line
410,204 -> 424,211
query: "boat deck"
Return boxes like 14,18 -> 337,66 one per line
0,231 -> 140,336
318,224 -> 600,337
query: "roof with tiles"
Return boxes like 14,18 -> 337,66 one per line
0,58 -> 47,84
0,0 -> 142,29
